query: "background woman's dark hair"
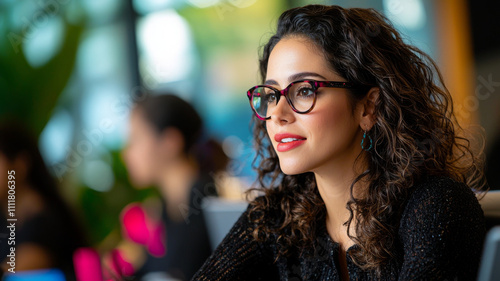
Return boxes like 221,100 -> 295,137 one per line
0,123 -> 90,230
0,123 -> 61,202
134,94 -> 228,174
248,4 -> 486,274
0,122 -> 88,276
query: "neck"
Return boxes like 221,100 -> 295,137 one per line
157,156 -> 199,221
315,168 -> 357,226
314,150 -> 369,249
315,149 -> 368,213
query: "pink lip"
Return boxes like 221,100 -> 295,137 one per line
274,133 -> 306,152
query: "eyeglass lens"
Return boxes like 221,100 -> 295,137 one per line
251,81 -> 316,118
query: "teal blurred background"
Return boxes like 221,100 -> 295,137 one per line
1,0 -> 499,248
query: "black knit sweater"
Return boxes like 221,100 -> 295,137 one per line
192,176 -> 485,280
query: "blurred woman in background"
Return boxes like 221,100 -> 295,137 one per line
0,122 -> 87,281
122,94 -> 227,280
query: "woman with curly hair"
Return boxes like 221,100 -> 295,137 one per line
193,4 -> 486,281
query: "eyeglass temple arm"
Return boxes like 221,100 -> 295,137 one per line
317,81 -> 356,88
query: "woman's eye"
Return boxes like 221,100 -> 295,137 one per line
265,93 -> 277,103
296,88 -> 315,98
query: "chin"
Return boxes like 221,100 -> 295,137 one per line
278,160 -> 308,176
129,175 -> 151,189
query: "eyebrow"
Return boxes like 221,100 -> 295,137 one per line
264,72 -> 328,86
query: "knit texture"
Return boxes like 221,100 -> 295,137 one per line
192,176 -> 485,280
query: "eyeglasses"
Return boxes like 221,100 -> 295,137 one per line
246,79 -> 356,120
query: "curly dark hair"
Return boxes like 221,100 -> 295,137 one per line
247,4 -> 486,274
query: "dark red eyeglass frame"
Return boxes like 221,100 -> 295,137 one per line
246,79 -> 357,120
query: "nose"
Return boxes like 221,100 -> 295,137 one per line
269,95 -> 295,124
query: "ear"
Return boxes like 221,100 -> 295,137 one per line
158,128 -> 185,159
359,87 -> 379,131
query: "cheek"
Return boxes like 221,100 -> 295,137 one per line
311,102 -> 349,130
139,144 -> 157,171
309,99 -> 357,144
125,140 -> 157,179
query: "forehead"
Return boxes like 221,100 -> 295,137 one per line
129,108 -> 151,131
266,36 -> 336,85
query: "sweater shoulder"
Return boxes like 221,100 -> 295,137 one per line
406,176 -> 478,209
400,176 -> 484,231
